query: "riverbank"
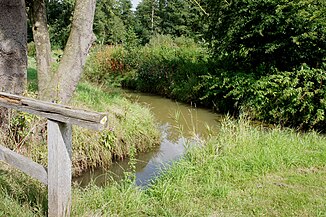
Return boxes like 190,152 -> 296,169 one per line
86,35 -> 326,132
0,57 -> 160,177
72,118 -> 326,216
1,118 -> 325,216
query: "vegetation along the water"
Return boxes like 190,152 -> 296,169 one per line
0,0 -> 325,216
1,119 -> 326,216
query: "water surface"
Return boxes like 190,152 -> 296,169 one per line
74,91 -> 222,187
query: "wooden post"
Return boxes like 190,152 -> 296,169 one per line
48,120 -> 72,217
0,92 -> 108,216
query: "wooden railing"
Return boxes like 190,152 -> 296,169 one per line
0,92 -> 108,216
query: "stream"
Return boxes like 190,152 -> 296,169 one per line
73,91 -> 223,187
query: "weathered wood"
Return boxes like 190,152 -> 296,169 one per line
0,145 -> 48,185
0,91 -> 108,217
48,120 -> 72,217
0,92 -> 108,131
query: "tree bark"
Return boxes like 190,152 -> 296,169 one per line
0,0 -> 27,126
0,0 -> 27,95
57,0 -> 96,104
30,0 -> 54,100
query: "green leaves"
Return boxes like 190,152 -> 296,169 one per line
245,66 -> 326,130
206,0 -> 326,72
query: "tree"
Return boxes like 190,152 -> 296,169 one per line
116,0 -> 134,26
135,0 -> 161,44
135,0 -> 207,44
56,0 -> 97,103
0,0 -> 27,126
93,0 -> 130,44
28,0 -> 96,103
206,0 -> 326,72
0,0 -> 27,95
46,0 -> 74,49
29,0 -> 53,100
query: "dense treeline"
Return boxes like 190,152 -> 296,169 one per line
203,0 -> 326,130
30,0 -> 326,130
28,0 -> 206,48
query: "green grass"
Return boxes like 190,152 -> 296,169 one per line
3,57 -> 160,176
0,163 -> 46,217
2,54 -> 325,216
1,119 -> 325,216
27,57 -> 38,93
70,118 -> 326,216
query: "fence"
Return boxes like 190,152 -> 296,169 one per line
0,92 -> 108,216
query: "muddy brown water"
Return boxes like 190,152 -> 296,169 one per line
73,91 -> 223,187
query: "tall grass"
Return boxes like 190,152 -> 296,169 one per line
1,119 -> 325,216
0,163 -> 47,216
2,57 -> 161,176
71,118 -> 326,216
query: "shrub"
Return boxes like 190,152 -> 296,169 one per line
245,65 -> 326,130
201,64 -> 326,130
84,35 -> 210,103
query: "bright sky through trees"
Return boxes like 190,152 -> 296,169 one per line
131,0 -> 140,10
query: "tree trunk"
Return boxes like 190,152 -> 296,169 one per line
57,0 -> 96,104
30,0 -> 54,100
0,0 -> 27,94
151,1 -> 154,33
0,0 -> 27,127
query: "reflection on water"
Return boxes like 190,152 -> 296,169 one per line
126,91 -> 222,139
74,91 -> 222,187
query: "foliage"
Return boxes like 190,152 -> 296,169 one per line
84,35 -> 210,103
245,65 -> 326,130
27,42 -> 36,57
44,0 -> 135,47
46,0 -> 74,49
201,64 -> 326,130
41,0 -> 206,47
135,0 -> 207,44
206,0 -> 326,72
94,0 -> 134,45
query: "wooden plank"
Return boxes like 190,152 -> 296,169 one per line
48,120 -> 72,217
0,145 -> 48,185
0,92 -> 108,131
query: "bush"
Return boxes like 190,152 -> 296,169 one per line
83,45 -> 128,85
84,35 -> 210,103
245,65 -> 326,130
201,64 -> 326,130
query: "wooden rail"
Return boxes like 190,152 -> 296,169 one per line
0,92 -> 108,217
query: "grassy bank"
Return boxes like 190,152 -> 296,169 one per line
2,119 -> 325,216
0,57 -> 160,176
71,119 -> 326,216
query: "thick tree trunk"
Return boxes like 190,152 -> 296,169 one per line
31,0 -> 54,100
0,0 -> 27,94
57,0 -> 96,104
0,0 -> 27,126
